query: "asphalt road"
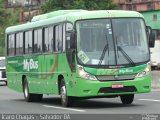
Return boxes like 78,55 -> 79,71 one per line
0,81 -> 160,114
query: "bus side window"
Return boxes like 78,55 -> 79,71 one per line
8,34 -> 15,56
44,28 -> 49,52
37,29 -> 42,53
34,30 -> 38,53
63,24 -> 66,51
66,23 -> 73,49
25,31 -> 33,54
34,28 -> 42,53
55,24 -> 63,52
19,32 -> 23,55
48,27 -> 54,52
16,33 -> 20,55
7,35 -> 10,56
28,31 -> 33,54
25,31 -> 29,54
15,32 -> 23,56
7,34 -> 11,56
44,27 -> 54,53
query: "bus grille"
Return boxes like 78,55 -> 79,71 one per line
98,86 -> 137,93
96,74 -> 137,81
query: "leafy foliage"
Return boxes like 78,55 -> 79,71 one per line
41,0 -> 119,13
0,6 -> 9,56
0,0 -> 20,56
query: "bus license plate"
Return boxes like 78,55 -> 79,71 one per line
112,84 -> 124,88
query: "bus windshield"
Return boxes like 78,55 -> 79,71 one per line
76,18 -> 149,67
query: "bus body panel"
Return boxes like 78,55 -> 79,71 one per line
5,10 -> 151,101
7,53 -> 75,95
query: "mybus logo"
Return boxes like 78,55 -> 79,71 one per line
23,59 -> 38,71
119,69 -> 133,74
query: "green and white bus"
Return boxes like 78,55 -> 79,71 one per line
5,10 -> 155,107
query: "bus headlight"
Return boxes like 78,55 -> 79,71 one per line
78,65 -> 97,80
136,63 -> 151,78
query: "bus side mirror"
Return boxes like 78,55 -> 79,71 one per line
70,32 -> 76,49
149,33 -> 155,48
146,26 -> 155,48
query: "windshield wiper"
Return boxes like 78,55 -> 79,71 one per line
98,35 -> 109,66
117,46 -> 135,66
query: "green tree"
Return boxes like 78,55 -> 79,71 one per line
0,0 -> 4,8
0,0 -> 19,56
0,9 -> 10,27
85,0 -> 118,10
41,0 -> 118,13
0,1 -> 10,56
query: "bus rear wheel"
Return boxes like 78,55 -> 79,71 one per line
120,94 -> 134,104
60,79 -> 73,107
23,78 -> 43,102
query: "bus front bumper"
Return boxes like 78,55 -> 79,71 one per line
68,74 -> 151,97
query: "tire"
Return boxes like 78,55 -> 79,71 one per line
23,78 -> 43,102
120,94 -> 134,104
60,79 -> 73,107
5,81 -> 7,86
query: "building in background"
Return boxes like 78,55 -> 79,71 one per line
5,0 -> 47,23
113,0 -> 160,39
141,10 -> 160,38
113,0 -> 160,12
5,0 -> 45,8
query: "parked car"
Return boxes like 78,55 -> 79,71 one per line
0,57 -> 7,85
150,40 -> 160,70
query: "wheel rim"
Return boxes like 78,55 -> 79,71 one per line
24,83 -> 28,98
61,85 -> 67,103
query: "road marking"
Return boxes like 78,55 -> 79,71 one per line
43,105 -> 85,112
138,99 -> 160,102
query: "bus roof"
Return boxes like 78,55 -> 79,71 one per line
31,10 -> 87,22
6,10 -> 143,34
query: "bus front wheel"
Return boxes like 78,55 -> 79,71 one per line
120,94 -> 134,104
60,79 -> 73,107
23,78 -> 43,102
